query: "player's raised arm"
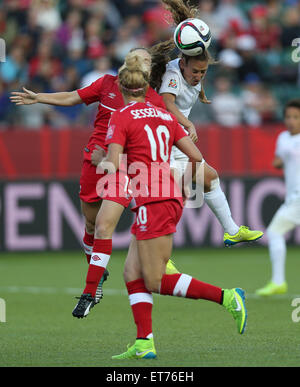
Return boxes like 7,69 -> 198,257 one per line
10,87 -> 83,106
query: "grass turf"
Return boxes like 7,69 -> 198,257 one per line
0,246 -> 300,367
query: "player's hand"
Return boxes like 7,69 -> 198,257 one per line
199,83 -> 211,104
91,145 -> 105,167
186,123 -> 198,143
10,87 -> 38,105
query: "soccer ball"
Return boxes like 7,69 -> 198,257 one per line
174,18 -> 212,56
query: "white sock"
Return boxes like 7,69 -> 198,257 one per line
267,230 -> 286,285
204,184 -> 239,235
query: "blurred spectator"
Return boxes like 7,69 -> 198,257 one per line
0,45 -> 28,86
198,0 -> 223,41
110,21 -> 141,68
31,0 -> 62,32
85,15 -> 107,60
80,56 -> 116,88
240,74 -> 279,126
215,0 -> 249,32
248,4 -> 281,51
280,6 -> 300,48
28,37 -> 62,89
211,76 -> 244,127
235,35 -> 262,82
55,9 -> 84,51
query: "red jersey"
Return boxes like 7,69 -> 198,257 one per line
77,75 -> 166,160
105,101 -> 188,208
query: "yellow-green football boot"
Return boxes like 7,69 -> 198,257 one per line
256,281 -> 287,296
222,288 -> 247,334
112,338 -> 157,360
224,226 -> 263,247
165,259 -> 180,274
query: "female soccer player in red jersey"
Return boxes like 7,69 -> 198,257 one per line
10,45 -> 179,304
91,52 -> 247,359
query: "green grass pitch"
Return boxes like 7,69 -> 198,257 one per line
0,246 -> 300,367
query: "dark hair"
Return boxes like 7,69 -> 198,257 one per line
182,50 -> 217,65
284,99 -> 300,115
130,42 -> 176,91
162,0 -> 197,24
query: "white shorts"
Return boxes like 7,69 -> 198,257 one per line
268,197 -> 300,235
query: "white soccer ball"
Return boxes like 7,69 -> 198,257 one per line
174,18 -> 212,56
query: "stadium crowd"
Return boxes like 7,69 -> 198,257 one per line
0,0 -> 299,129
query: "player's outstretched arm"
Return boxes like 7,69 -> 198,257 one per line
10,87 -> 83,106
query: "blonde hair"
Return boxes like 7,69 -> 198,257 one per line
118,52 -> 150,97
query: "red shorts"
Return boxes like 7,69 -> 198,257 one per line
131,200 -> 183,240
79,159 -> 132,208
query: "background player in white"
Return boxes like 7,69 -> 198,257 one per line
256,99 -> 300,296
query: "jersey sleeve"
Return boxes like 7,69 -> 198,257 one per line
77,76 -> 105,105
159,70 -> 181,97
105,111 -> 127,147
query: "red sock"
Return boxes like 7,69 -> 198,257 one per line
83,239 -> 112,297
160,273 -> 223,304
127,279 -> 153,339
83,230 -> 94,264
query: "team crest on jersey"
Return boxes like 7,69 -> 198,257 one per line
106,124 -> 115,140
168,79 -> 178,89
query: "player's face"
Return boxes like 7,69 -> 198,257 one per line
285,107 -> 300,135
180,58 -> 208,86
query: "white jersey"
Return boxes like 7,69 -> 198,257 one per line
275,130 -> 300,202
160,59 -> 202,169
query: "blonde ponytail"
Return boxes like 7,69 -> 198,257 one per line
118,52 -> 149,97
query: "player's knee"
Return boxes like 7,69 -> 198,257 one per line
94,218 -> 114,239
204,166 -> 219,192
85,219 -> 95,235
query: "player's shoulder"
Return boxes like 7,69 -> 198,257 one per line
165,58 -> 181,74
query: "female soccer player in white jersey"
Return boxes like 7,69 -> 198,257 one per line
256,99 -> 300,296
160,0 -> 263,246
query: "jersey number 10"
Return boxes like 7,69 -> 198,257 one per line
144,124 -> 170,162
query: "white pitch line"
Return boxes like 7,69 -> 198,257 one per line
0,286 -> 299,300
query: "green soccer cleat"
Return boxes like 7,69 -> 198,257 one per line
223,288 -> 247,334
166,259 -> 180,274
112,338 -> 157,360
256,281 -> 288,296
224,226 -> 264,247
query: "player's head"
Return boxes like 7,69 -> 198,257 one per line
129,48 -> 152,75
118,52 -> 150,99
179,51 -> 212,86
284,99 -> 300,134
